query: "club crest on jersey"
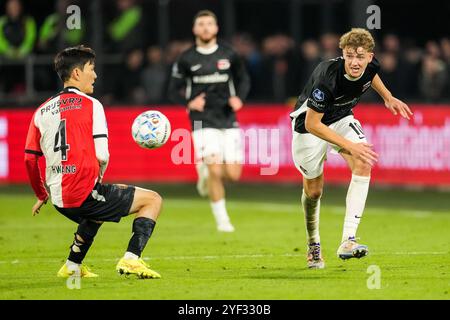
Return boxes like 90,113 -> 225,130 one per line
217,59 -> 230,70
362,81 -> 372,92
312,88 -> 325,101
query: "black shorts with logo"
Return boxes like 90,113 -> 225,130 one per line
54,183 -> 136,223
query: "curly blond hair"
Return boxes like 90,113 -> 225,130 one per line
339,28 -> 375,52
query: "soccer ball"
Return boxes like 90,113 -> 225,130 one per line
131,110 -> 171,149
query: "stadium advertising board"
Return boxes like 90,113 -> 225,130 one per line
2,104 -> 450,186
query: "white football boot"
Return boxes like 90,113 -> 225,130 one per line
337,237 -> 369,260
217,220 -> 235,233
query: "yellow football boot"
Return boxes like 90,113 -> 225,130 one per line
57,263 -> 99,278
116,258 -> 161,279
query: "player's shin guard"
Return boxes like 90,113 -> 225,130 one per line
126,217 -> 156,257
302,189 -> 321,244
342,174 -> 370,242
68,220 -> 102,264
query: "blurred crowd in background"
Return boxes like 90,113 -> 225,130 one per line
0,0 -> 449,106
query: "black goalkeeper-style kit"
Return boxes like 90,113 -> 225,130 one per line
168,42 -> 250,130
291,56 -> 380,134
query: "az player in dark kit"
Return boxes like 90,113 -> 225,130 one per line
290,28 -> 413,268
25,45 -> 162,279
168,10 -> 250,232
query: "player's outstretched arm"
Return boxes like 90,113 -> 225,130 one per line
371,74 -> 413,120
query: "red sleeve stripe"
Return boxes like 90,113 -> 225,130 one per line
25,149 -> 44,156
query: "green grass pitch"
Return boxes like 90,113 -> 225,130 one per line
0,184 -> 449,300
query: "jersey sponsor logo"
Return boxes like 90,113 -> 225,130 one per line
308,98 -> 325,109
362,81 -> 372,92
333,97 -> 359,107
312,88 -> 325,101
193,72 -> 229,84
41,97 -> 83,116
190,64 -> 202,71
217,59 -> 230,70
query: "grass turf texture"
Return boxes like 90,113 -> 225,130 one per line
0,184 -> 449,300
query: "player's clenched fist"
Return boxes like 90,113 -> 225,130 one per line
228,96 -> 243,111
188,93 -> 206,111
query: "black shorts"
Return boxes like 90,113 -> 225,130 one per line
54,183 -> 136,223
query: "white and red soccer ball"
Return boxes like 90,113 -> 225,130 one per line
131,110 -> 171,149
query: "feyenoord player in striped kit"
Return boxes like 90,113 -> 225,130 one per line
25,46 -> 162,279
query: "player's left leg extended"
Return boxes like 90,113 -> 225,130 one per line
338,152 -> 371,260
329,115 -> 371,260
57,219 -> 102,278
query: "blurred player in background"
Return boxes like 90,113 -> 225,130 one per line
290,28 -> 413,268
168,10 -> 250,232
24,45 -> 163,279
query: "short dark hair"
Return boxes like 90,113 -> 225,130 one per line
193,10 -> 218,25
54,45 -> 96,82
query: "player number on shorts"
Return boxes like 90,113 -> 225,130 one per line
349,122 -> 365,139
54,119 -> 70,161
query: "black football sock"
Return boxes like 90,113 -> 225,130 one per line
126,217 -> 156,257
68,220 -> 102,264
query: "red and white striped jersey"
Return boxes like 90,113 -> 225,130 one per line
25,87 -> 109,208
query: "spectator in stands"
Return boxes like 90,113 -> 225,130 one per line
0,0 -> 36,59
35,0 -> 85,92
401,45 -> 422,100
106,0 -> 144,53
260,34 -> 295,101
0,0 -> 36,94
319,33 -> 339,60
378,52 -> 403,98
440,38 -> 450,99
424,40 -> 441,59
164,40 -> 193,67
418,54 -> 448,102
231,33 -> 263,100
142,46 -> 168,104
106,48 -> 146,104
382,34 -> 401,56
36,0 -> 84,54
298,39 -> 321,91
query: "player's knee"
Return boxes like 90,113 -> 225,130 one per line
306,189 -> 323,200
208,165 -> 223,179
353,160 -> 372,176
226,170 -> 241,182
146,191 -> 162,209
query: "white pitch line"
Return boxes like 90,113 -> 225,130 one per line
0,252 -> 447,265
